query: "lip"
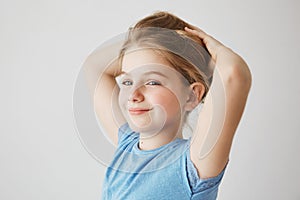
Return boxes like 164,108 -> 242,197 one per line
128,108 -> 153,115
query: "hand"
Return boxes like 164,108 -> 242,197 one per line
184,27 -> 248,73
184,27 -> 225,61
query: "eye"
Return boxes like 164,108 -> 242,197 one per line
146,80 -> 161,86
121,80 -> 133,86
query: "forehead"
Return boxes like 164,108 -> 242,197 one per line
122,48 -> 171,72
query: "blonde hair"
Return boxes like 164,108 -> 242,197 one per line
118,11 -> 212,101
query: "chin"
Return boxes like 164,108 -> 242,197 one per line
127,118 -> 165,136
124,110 -> 168,135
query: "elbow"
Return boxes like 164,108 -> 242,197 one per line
227,62 -> 252,91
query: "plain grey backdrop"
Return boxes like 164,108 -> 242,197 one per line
1,0 -> 299,199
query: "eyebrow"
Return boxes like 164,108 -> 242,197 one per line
117,71 -> 168,78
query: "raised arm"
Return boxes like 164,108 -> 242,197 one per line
83,41 -> 125,146
185,27 -> 252,179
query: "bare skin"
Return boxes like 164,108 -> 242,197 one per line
84,26 -> 252,179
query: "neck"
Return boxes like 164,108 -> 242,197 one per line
138,123 -> 183,151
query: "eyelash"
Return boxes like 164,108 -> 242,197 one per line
146,80 -> 161,86
121,80 -> 133,86
120,80 -> 161,86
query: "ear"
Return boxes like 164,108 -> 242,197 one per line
185,82 -> 206,111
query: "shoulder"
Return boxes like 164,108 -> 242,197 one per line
117,123 -> 139,149
180,140 -> 227,197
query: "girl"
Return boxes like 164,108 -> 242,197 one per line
87,11 -> 252,200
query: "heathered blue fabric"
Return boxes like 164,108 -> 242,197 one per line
101,123 -> 226,200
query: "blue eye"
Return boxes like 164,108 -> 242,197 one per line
146,80 -> 161,86
121,80 -> 133,86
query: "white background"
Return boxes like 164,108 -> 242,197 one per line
1,0 -> 300,199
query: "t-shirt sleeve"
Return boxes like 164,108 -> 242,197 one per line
117,123 -> 138,149
185,145 -> 228,199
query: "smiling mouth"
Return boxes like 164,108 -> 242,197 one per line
128,108 -> 153,115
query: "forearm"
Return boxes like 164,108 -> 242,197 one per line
83,41 -> 123,96
82,40 -> 125,145
213,46 -> 252,90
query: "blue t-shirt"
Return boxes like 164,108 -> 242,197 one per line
101,123 -> 227,200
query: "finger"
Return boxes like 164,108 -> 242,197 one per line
185,27 -> 222,47
184,27 -> 207,39
184,27 -> 218,48
184,27 -> 224,60
186,24 -> 205,34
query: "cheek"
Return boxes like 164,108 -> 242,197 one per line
148,89 -> 181,113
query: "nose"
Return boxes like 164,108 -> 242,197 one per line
128,87 -> 144,103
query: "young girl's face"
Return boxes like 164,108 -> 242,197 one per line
116,49 -> 191,135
